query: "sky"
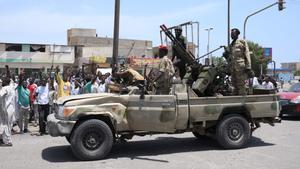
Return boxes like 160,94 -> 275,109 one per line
0,0 -> 299,67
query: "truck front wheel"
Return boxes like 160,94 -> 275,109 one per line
70,119 -> 113,160
216,114 -> 250,149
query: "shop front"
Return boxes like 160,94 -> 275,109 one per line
0,43 -> 75,76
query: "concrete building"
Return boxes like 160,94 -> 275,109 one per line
281,62 -> 300,72
0,42 -> 75,75
267,68 -> 294,82
67,28 -> 153,68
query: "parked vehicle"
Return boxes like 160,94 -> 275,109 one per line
47,84 -> 281,160
279,83 -> 300,116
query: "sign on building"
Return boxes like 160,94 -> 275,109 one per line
263,48 -> 272,61
129,57 -> 160,68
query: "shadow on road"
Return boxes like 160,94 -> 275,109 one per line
109,136 -> 218,159
42,146 -> 78,162
247,136 -> 275,148
42,136 -> 274,163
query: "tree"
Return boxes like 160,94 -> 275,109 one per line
295,70 -> 300,76
211,56 -> 226,66
247,41 -> 268,77
211,41 -> 267,77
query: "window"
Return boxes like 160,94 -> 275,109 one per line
30,45 -> 46,52
5,44 -> 22,51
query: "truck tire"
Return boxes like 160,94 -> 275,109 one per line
216,114 -> 250,149
66,135 -> 71,144
70,119 -> 113,160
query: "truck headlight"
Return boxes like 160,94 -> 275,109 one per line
63,107 -> 75,117
57,106 -> 65,118
57,106 -> 75,118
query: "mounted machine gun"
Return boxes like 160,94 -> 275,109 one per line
160,24 -> 228,96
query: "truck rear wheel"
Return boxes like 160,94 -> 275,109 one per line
70,119 -> 113,160
216,114 -> 250,149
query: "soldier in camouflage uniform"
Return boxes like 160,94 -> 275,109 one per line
224,28 -> 252,95
155,45 -> 175,95
172,26 -> 187,79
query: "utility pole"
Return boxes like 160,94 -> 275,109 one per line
271,60 -> 276,78
227,0 -> 230,46
112,0 -> 120,73
204,28 -> 213,64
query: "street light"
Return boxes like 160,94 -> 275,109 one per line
204,28 -> 213,64
271,60 -> 276,78
278,0 -> 286,11
243,1 -> 286,39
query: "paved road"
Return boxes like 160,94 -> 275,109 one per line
1,117 -> 300,169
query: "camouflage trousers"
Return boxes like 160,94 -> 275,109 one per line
156,86 -> 171,95
231,68 -> 247,96
156,75 -> 171,95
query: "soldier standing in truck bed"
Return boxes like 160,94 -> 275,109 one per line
172,26 -> 187,80
155,45 -> 175,95
224,28 -> 252,95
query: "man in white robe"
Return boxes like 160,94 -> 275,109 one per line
0,78 -> 16,146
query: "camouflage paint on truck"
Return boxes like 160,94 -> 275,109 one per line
47,83 -> 281,160
52,84 -> 280,135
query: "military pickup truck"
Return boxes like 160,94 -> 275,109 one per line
47,83 -> 281,160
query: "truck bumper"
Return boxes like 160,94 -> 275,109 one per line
47,114 -> 76,137
274,116 -> 282,123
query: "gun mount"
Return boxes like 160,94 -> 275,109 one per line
160,24 -> 229,96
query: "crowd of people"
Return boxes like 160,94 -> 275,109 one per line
0,65 -> 116,146
252,74 -> 278,90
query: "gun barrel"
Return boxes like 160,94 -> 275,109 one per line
196,46 -> 224,61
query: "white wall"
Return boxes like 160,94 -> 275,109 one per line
0,46 -> 75,64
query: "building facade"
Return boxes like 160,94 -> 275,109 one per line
267,68 -> 294,82
0,42 -> 75,75
67,28 -> 153,68
281,62 -> 300,72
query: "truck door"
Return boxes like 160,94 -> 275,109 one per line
126,95 -> 177,132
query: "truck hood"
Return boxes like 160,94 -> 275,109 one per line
56,93 -> 117,105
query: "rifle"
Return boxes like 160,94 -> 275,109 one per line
196,46 -> 225,61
